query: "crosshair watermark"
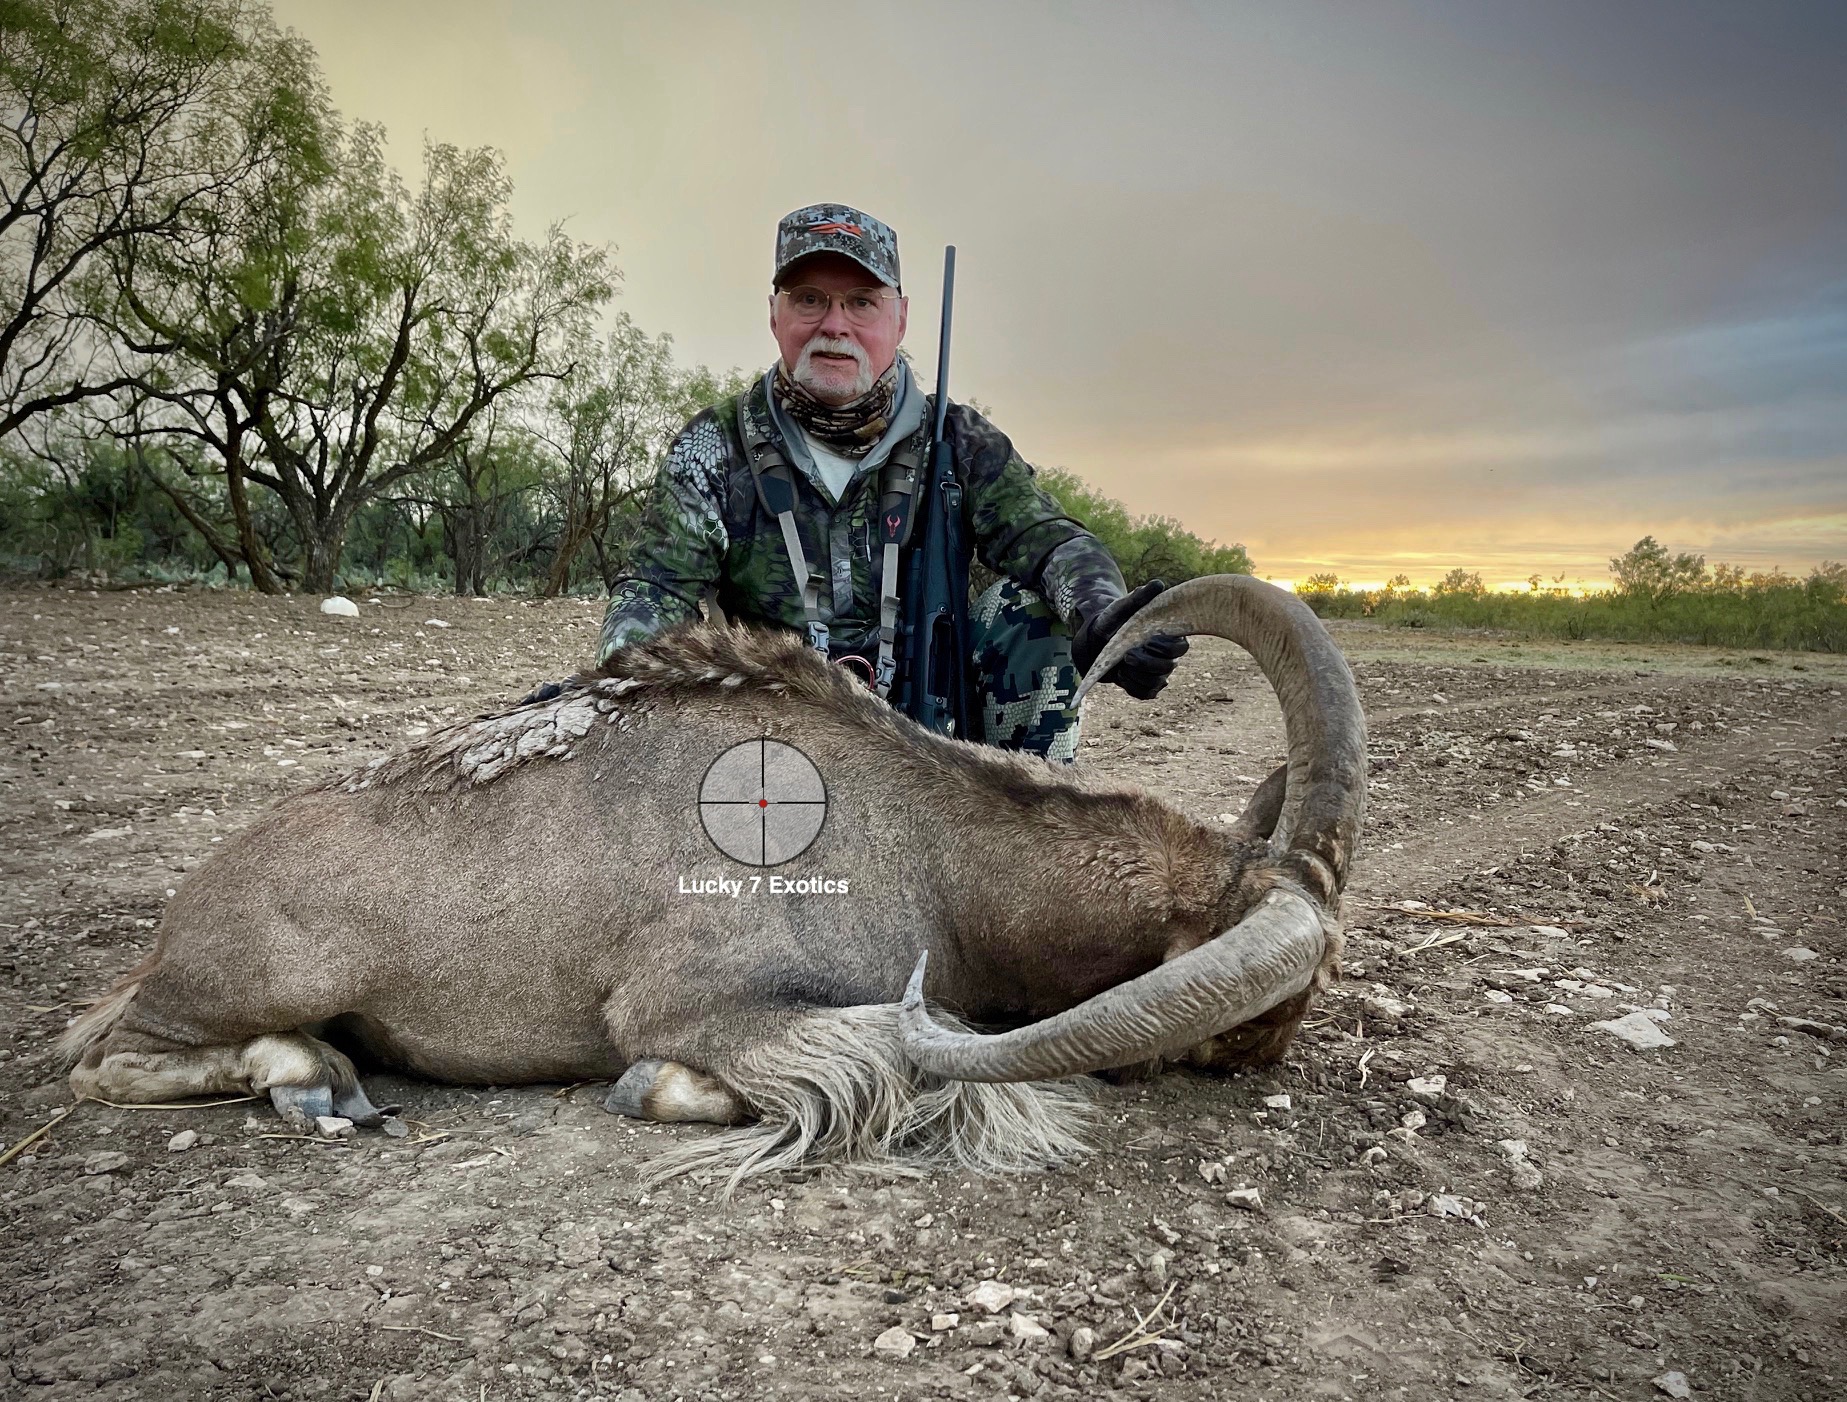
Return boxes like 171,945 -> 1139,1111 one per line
697,738 -> 828,866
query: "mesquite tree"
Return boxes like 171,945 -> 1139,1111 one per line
0,0 -> 318,440
111,122 -> 611,590
528,319 -> 751,595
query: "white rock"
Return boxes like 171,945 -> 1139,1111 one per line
1069,1326 -> 1097,1361
1226,1186 -> 1264,1211
319,596 -> 359,617
1428,1193 -> 1469,1218
966,1280 -> 1017,1314
1589,1012 -> 1677,1050
1508,1159 -> 1544,1191
931,1313 -> 959,1331
1263,1093 -> 1293,1111
422,618 -> 451,628
1401,1109 -> 1427,1131
1525,926 -> 1570,941
1483,989 -> 1514,1004
1497,1139 -> 1529,1161
1779,947 -> 1819,963
314,1115 -> 356,1138
1643,737 -> 1678,752
1406,1074 -> 1447,1098
1008,1313 -> 1050,1342
872,1326 -> 916,1360
224,1171 -> 269,1190
167,1129 -> 199,1153
1652,1371 -> 1691,1399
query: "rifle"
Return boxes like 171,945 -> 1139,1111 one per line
893,246 -> 974,738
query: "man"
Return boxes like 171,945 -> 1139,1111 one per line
594,203 -> 1185,759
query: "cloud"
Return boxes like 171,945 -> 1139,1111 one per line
271,0 -> 1847,581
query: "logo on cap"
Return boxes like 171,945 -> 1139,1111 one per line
775,203 -> 900,289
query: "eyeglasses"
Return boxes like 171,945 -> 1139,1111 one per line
775,285 -> 898,327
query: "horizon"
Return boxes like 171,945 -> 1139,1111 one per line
270,0 -> 1846,586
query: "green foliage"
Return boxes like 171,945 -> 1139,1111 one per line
1609,535 -> 1708,605
1036,467 -> 1252,588
0,434 -> 217,576
1293,564 -> 1847,653
1432,567 -> 1487,599
1,0 -> 328,435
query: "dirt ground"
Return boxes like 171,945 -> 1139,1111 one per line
2,583 -> 1843,1402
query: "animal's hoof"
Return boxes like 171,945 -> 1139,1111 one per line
333,1081 -> 394,1128
604,1060 -> 667,1120
270,1082 -> 334,1131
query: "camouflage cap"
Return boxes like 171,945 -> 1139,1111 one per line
773,204 -> 900,289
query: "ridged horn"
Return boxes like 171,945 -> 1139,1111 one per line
902,574 -> 1366,1081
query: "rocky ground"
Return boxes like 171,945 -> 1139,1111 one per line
1,583 -> 1842,1401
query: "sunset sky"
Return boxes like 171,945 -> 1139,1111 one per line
270,0 -> 1846,587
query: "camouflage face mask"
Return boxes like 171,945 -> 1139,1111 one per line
772,358 -> 899,459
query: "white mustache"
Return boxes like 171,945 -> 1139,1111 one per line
797,335 -> 868,372
793,334 -> 871,400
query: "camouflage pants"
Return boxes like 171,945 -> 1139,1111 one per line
969,578 -> 1082,761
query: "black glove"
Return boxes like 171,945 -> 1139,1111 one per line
1071,579 -> 1190,700
518,677 -> 573,706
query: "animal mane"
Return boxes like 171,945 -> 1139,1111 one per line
313,620 -> 1223,916
319,622 -> 930,799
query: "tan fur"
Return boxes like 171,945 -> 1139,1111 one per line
71,1031 -> 343,1105
55,952 -> 156,1068
61,610 -> 1351,1180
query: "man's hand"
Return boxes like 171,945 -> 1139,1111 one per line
1071,579 -> 1190,700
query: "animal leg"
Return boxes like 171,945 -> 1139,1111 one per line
604,1059 -> 749,1125
72,1027 -> 395,1132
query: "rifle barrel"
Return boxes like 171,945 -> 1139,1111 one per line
932,246 -> 955,443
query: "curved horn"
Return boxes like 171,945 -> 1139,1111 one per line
904,574 -> 1367,1082
1073,573 -> 1367,887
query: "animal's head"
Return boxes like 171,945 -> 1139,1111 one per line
901,573 -> 1368,1083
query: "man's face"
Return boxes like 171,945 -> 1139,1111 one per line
769,252 -> 908,404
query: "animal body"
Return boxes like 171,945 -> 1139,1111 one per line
60,575 -> 1366,1184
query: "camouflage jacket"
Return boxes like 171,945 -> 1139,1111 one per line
596,369 -> 1126,663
